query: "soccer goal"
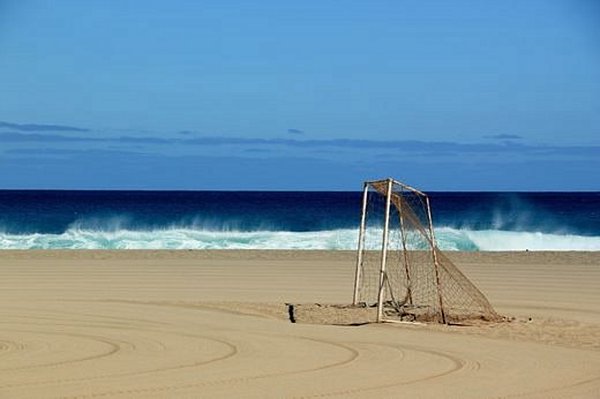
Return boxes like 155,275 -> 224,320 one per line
352,178 -> 500,324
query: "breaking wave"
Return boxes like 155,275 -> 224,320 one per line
0,227 -> 598,251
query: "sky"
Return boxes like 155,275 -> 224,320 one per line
0,0 -> 599,190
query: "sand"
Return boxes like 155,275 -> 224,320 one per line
0,250 -> 598,398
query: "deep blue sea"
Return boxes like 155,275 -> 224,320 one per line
0,190 -> 598,251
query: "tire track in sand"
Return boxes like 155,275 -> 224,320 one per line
48,335 -> 360,399
0,307 -> 240,389
292,342 -> 469,398
41,301 -> 460,398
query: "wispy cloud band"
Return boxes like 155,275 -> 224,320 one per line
0,121 -> 89,132
1,131 -> 597,158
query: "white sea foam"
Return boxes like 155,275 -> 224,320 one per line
434,227 -> 600,251
0,227 -> 598,251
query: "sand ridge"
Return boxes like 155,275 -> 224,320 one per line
0,250 -> 598,398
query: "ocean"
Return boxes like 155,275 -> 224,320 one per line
0,190 -> 598,251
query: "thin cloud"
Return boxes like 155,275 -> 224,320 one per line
287,128 -> 304,135
0,132 -> 168,144
117,136 -> 173,144
244,148 -> 272,153
5,148 -> 148,156
0,132 -> 102,142
485,134 -> 523,140
2,132 -> 597,159
0,120 -> 89,132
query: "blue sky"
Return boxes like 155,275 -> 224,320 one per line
0,0 -> 599,190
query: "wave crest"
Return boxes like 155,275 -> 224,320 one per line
0,227 -> 598,251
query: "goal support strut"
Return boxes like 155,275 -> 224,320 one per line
352,182 -> 370,305
376,179 -> 393,322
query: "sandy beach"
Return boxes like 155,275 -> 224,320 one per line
0,250 -> 598,398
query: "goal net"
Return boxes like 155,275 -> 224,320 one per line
352,178 -> 500,324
